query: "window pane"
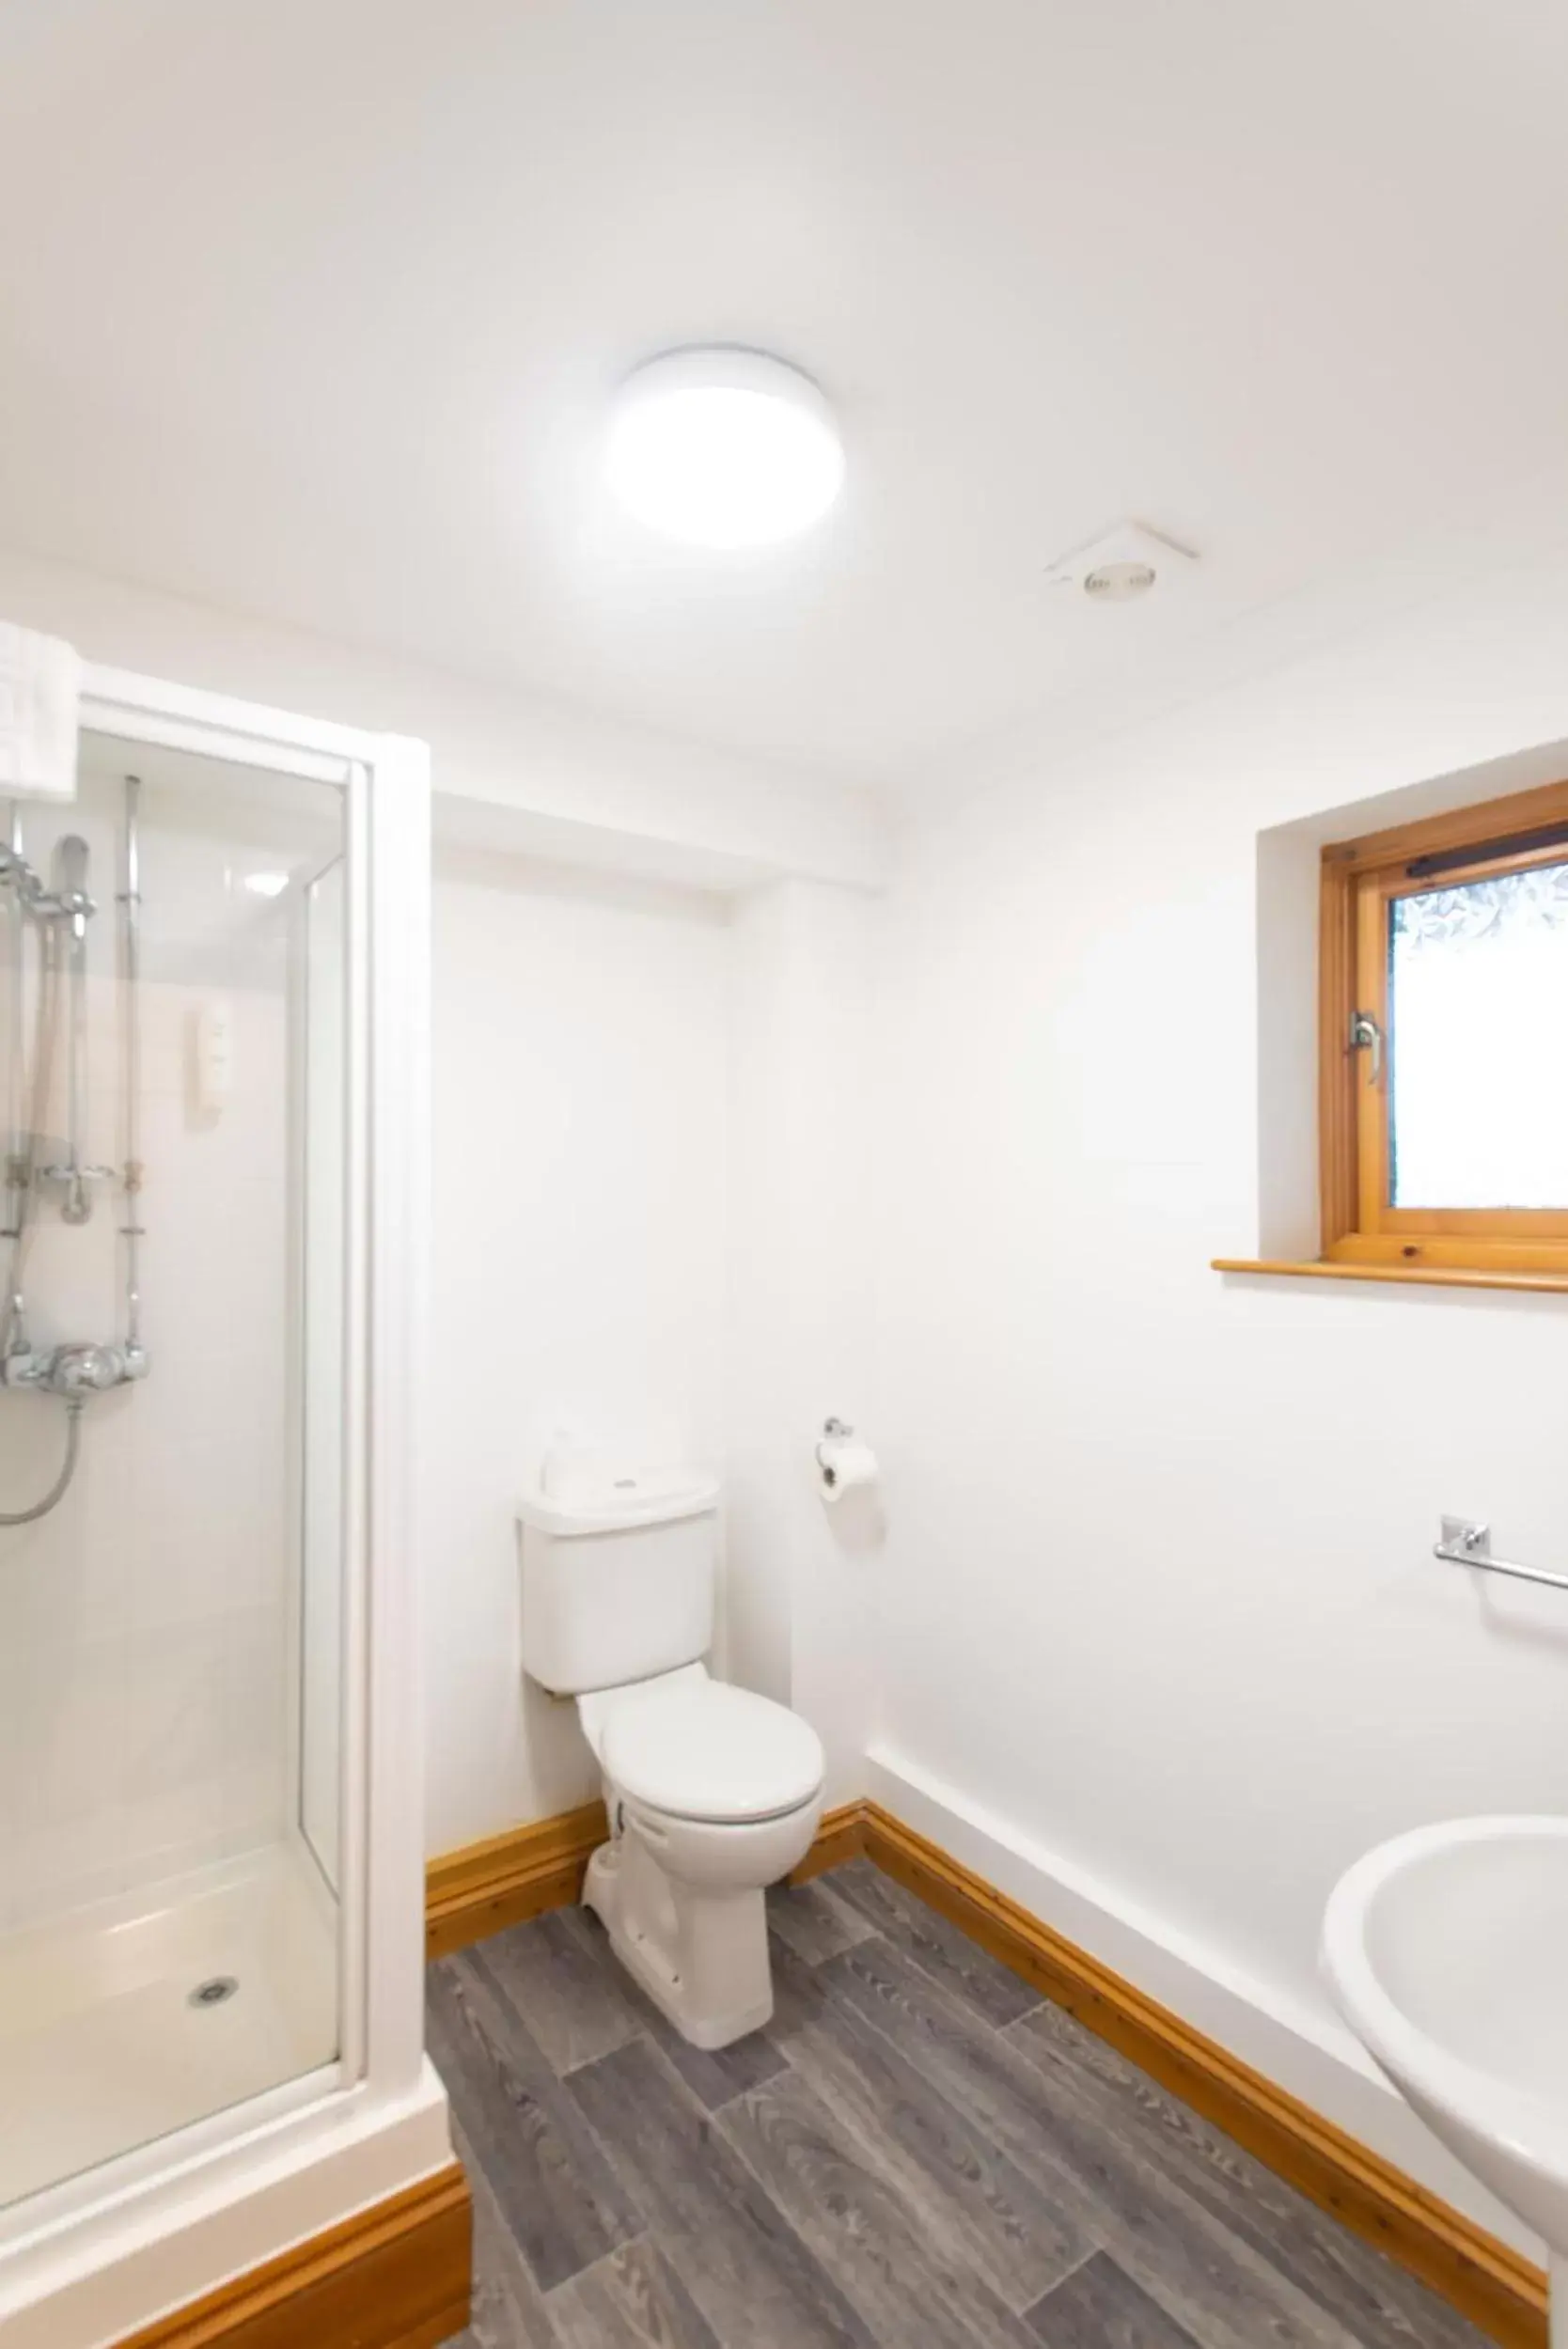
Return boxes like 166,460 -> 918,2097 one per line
1389,859 -> 1568,1207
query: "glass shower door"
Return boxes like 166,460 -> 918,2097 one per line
0,731 -> 351,2207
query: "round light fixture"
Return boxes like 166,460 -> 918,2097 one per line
242,869 -> 290,900
604,349 -> 844,549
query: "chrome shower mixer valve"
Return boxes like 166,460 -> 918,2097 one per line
0,780 -> 149,1525
2,1340 -> 148,1396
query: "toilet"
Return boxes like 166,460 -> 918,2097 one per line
518,1456 -> 824,2050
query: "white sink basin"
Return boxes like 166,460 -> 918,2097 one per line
1324,1815 -> 1568,2271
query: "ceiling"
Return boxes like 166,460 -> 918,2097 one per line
2,0 -> 1566,797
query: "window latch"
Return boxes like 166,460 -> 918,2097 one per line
1349,1010 -> 1383,1086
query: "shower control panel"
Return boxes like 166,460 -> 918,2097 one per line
2,1339 -> 149,1396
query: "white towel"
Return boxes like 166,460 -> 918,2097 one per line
0,622 -> 79,800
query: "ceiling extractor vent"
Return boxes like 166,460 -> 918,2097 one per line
1045,521 -> 1198,603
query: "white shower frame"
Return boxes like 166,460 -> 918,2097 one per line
0,666 -> 441,2341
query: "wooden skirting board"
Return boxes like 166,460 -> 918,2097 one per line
424,1795 -> 866,1959
116,2164 -> 471,2349
426,1797 -> 609,1960
427,1795 -> 1549,2347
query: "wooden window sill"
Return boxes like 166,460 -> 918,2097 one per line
1213,1257 -> 1568,1295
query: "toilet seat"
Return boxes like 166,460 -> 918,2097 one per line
602,1679 -> 823,1825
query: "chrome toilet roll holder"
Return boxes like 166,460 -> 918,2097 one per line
816,1417 -> 855,1481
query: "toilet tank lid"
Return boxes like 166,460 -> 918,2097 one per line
517,1465 -> 720,1537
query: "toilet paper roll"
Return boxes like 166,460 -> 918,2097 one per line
817,1437 -> 879,1502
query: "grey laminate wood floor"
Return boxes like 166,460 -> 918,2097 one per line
430,1858 -> 1491,2349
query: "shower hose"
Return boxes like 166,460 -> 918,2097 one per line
0,1396 -> 83,1526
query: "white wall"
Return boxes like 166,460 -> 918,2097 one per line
423,850 -> 731,1855
870,528 -> 1568,2247
423,859 -> 884,1856
726,881 -> 881,1805
0,544 -> 888,893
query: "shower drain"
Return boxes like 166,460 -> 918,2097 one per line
187,1975 -> 239,2009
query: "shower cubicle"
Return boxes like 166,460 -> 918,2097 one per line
0,664 -> 443,2348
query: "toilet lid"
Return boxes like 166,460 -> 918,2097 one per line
602,1681 -> 824,1824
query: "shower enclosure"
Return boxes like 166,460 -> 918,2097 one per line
0,666 -> 439,2348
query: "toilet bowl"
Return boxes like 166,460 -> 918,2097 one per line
517,1455 -> 825,2049
578,1665 -> 824,2047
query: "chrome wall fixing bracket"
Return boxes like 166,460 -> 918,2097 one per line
815,1417 -> 856,1478
38,1160 -> 118,1224
1434,1515 -> 1568,1594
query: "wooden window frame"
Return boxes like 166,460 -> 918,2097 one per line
1320,775 -> 1568,1278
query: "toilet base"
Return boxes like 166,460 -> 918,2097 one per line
582,1836 -> 777,2052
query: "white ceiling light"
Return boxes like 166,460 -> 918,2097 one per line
604,348 -> 844,550
242,869 -> 290,899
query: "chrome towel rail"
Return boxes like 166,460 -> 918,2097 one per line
1435,1516 -> 1568,1594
